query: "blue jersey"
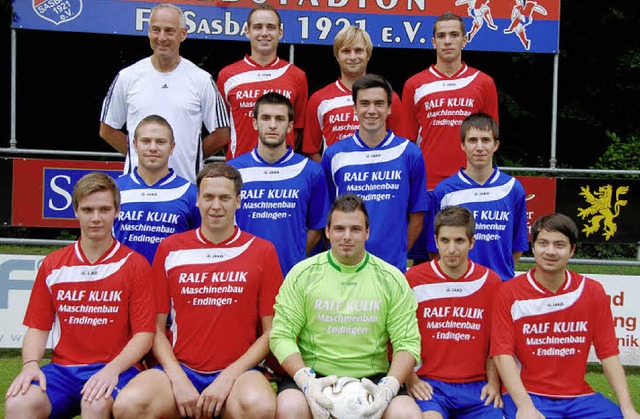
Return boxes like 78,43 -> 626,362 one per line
114,169 -> 201,264
321,130 -> 428,272
428,167 -> 529,280
229,147 -> 330,275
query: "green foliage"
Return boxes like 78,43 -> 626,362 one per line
575,243 -> 638,260
591,131 -> 640,174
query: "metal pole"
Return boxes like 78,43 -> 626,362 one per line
289,44 -> 294,64
549,53 -> 559,169
10,29 -> 17,148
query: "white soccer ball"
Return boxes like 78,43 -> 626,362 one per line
322,377 -> 373,419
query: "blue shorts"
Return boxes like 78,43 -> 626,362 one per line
502,392 -> 623,419
35,363 -> 140,419
154,363 -> 234,393
414,378 -> 505,419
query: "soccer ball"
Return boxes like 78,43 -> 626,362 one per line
322,377 -> 374,419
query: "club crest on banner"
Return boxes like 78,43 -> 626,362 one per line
33,0 -> 83,26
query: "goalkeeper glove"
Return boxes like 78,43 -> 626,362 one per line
293,367 -> 338,419
360,376 -> 400,419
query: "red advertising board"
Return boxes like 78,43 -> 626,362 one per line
515,176 -> 556,240
12,159 -> 124,228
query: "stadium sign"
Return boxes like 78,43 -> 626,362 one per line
15,0 -> 560,53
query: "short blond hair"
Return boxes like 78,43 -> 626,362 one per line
72,172 -> 120,211
333,26 -> 373,59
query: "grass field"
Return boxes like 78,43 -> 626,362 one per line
1,248 -> 639,416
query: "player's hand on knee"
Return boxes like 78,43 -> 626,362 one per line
294,367 -> 338,419
197,374 -> 233,418
170,375 -> 200,418
480,382 -> 503,408
81,364 -> 119,401
360,376 -> 400,419
406,375 -> 433,401
6,362 -> 46,398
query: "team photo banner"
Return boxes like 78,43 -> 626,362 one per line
15,0 -> 560,52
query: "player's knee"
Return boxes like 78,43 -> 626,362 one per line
275,389 -> 310,419
80,396 -> 113,418
5,392 -> 50,419
231,388 -> 276,418
384,395 -> 422,419
112,386 -> 151,418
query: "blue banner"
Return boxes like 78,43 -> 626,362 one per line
14,0 -> 560,53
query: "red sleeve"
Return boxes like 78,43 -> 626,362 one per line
151,241 -> 171,314
258,241 -> 284,318
398,80 -> 419,141
127,254 -> 156,334
293,70 -> 309,131
481,75 -> 499,125
387,91 -> 407,137
302,91 -> 323,154
490,284 -> 515,357
23,257 -> 55,330
590,280 -> 619,360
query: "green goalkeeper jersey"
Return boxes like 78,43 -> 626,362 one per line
270,250 -> 420,378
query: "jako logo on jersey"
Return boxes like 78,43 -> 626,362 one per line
33,0 -> 83,26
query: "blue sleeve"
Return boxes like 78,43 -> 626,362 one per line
512,179 -> 530,252
407,143 -> 429,214
321,151 -> 337,203
307,162 -> 330,230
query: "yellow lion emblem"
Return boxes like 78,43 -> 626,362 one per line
577,185 -> 629,240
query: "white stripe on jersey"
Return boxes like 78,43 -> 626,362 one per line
441,177 -> 516,207
164,237 -> 255,271
511,273 -> 585,321
317,94 -> 354,129
413,71 -> 480,104
120,182 -> 192,203
223,63 -> 291,98
413,263 -> 489,302
330,137 -> 409,178
239,159 -> 308,183
45,251 -> 133,288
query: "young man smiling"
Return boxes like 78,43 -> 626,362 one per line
321,74 -> 428,272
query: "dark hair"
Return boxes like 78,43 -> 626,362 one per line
246,4 -> 281,27
531,213 -> 579,247
351,74 -> 393,105
434,205 -> 475,240
433,11 -> 465,37
134,114 -> 175,143
254,92 -> 294,122
73,172 -> 120,211
460,112 -> 499,143
196,162 -> 243,196
327,194 -> 369,229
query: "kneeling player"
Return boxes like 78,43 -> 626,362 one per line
112,162 -> 283,419
405,205 -> 504,418
5,172 -> 155,419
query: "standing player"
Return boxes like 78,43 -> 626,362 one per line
100,3 -> 230,184
302,25 -> 405,163
228,92 -> 329,276
405,205 -> 504,418
399,11 -> 499,190
322,74 -> 428,272
429,113 -> 528,280
217,4 -> 308,159
270,194 -> 422,419
112,162 -> 283,419
5,172 -> 155,419
113,114 -> 200,264
491,213 -> 640,419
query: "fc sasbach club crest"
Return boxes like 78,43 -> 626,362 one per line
33,0 -> 83,26
577,184 -> 629,240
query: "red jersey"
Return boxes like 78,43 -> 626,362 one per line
399,64 -> 498,189
152,227 -> 283,373
491,269 -> 619,397
24,240 -> 155,366
217,55 -> 308,159
405,259 -> 501,382
302,79 -> 405,155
